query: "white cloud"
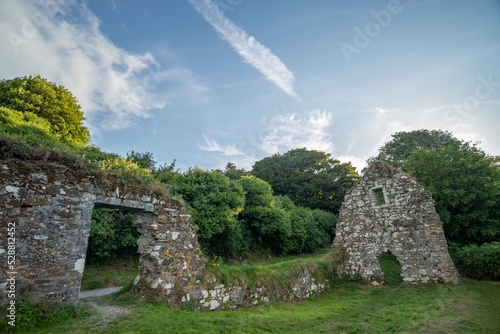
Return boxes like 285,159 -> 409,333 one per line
260,110 -> 335,154
199,133 -> 244,156
0,0 -> 209,135
197,110 -> 335,170
337,155 -> 367,175
188,0 -> 299,99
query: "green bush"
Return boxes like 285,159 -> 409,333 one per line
171,168 -> 246,258
238,181 -> 338,256
451,242 -> 500,280
99,156 -> 152,177
86,208 -> 140,264
0,291 -> 90,332
311,208 -> 338,242
242,206 -> 292,255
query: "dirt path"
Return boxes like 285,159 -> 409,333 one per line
84,301 -> 132,327
79,287 -> 132,327
79,286 -> 123,299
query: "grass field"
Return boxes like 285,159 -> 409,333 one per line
23,280 -> 500,334
7,253 -> 500,333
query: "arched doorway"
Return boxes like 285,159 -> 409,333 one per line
379,252 -> 403,286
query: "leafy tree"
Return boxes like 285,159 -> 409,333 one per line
252,148 -> 358,214
154,159 -> 184,185
236,176 -> 274,207
236,177 -> 292,254
367,129 -> 468,169
404,145 -> 500,245
0,75 -> 90,145
127,150 -> 157,170
173,168 -> 246,257
224,162 -> 249,180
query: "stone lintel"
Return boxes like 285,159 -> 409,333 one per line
94,195 -> 154,212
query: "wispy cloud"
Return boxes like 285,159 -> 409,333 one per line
260,110 -> 335,154
199,133 -> 244,156
0,0 -> 209,134
198,110 -> 335,170
188,0 -> 299,99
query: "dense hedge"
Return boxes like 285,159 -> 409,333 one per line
450,242 -> 500,280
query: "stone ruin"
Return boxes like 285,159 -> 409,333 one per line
0,149 -> 325,310
0,145 -> 461,311
331,161 -> 461,285
0,159 -> 205,306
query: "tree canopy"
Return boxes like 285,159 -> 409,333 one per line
404,144 -> 500,245
0,75 -> 90,145
370,129 -> 500,245
367,129 -> 468,168
223,162 -> 249,180
252,148 -> 359,214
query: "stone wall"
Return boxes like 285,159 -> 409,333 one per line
151,269 -> 326,310
0,159 -> 205,305
331,162 -> 461,285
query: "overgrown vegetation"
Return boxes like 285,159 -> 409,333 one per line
0,291 -> 91,333
86,208 -> 140,265
155,168 -> 338,258
201,248 -> 335,292
450,242 -> 500,281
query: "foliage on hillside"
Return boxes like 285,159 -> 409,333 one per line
0,75 -> 90,145
0,106 -> 120,164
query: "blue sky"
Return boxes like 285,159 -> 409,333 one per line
1,0 -> 499,172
